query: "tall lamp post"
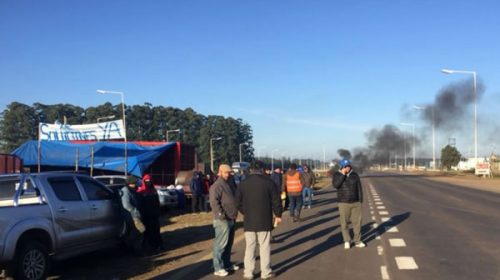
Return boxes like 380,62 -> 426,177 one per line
166,129 -> 181,142
210,137 -> 223,172
414,105 -> 436,170
401,122 -> 416,169
239,142 -> 248,162
441,68 -> 478,164
97,90 -> 127,176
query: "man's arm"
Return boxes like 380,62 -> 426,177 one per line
235,186 -> 244,214
209,184 -> 225,219
332,172 -> 346,189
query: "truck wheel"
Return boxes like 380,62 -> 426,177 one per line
14,241 -> 50,280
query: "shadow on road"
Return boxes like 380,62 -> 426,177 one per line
363,212 -> 411,243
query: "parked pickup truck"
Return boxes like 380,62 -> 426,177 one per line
0,172 -> 124,280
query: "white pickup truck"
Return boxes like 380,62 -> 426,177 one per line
0,172 -> 125,280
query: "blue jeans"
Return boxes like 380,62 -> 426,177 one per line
302,187 -> 313,207
213,219 -> 236,271
288,195 -> 303,218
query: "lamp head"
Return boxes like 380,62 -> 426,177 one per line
441,69 -> 454,74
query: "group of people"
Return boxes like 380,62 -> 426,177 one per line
120,174 -> 164,254
209,163 -> 282,279
209,159 -> 365,278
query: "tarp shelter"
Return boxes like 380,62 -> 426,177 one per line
11,140 -> 176,177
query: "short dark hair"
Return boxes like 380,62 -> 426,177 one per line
290,163 -> 297,170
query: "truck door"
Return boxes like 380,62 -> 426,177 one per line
45,176 -> 92,249
77,176 -> 122,241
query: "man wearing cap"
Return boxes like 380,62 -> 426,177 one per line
333,159 -> 366,249
209,164 -> 240,277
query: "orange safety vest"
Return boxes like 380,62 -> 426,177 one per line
286,172 -> 302,193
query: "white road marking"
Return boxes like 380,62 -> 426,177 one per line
377,206 -> 386,209
372,216 -> 376,221
380,266 -> 390,280
381,217 -> 391,222
385,226 -> 399,233
370,211 -> 374,215
372,223 -> 379,229
395,257 -> 419,270
389,238 -> 407,247
376,235 -> 381,240
377,246 -> 384,255
379,211 -> 389,215
376,202 -> 383,205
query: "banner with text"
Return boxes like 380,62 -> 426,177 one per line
39,120 -> 125,141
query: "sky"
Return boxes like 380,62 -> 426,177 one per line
1,0 -> 499,161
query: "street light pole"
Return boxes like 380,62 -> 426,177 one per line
239,142 -> 248,162
166,129 -> 181,142
442,69 -> 478,164
97,90 -> 127,176
210,137 -> 223,172
401,122 -> 416,169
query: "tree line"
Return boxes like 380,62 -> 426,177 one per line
0,102 -> 254,167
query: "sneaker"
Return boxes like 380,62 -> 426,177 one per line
226,264 -> 240,271
213,269 -> 229,277
262,273 -> 276,279
355,242 -> 366,248
307,205 -> 311,209
243,274 -> 254,280
344,242 -> 351,249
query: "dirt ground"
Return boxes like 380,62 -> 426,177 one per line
47,173 -> 498,279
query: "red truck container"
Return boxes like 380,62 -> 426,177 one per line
0,154 -> 23,174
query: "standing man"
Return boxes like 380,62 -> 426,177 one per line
137,174 -> 163,251
120,176 -> 145,254
333,159 -> 366,249
301,165 -> 316,209
236,164 -> 282,279
190,171 -> 204,213
282,163 -> 303,222
209,164 -> 240,277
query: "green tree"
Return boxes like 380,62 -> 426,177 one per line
0,102 -> 38,152
441,145 -> 461,171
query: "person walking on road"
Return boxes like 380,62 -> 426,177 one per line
209,164 -> 240,277
236,164 -> 282,280
282,163 -> 303,222
301,165 -> 315,209
137,174 -> 164,251
333,159 -> 366,249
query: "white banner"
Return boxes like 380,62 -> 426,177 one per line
39,120 -> 125,141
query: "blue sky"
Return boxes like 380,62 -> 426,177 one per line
1,0 -> 499,160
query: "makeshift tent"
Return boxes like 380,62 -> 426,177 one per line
11,140 -> 176,177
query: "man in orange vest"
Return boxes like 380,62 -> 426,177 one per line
282,163 -> 303,222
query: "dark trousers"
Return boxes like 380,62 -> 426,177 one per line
288,195 -> 303,218
192,194 -> 205,212
143,215 -> 162,249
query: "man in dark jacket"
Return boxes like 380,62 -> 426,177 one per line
209,164 -> 240,277
236,164 -> 282,280
190,171 -> 204,213
333,159 -> 365,249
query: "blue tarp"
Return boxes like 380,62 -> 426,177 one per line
11,140 -> 176,177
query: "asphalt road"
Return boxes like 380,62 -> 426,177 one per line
161,173 -> 500,280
